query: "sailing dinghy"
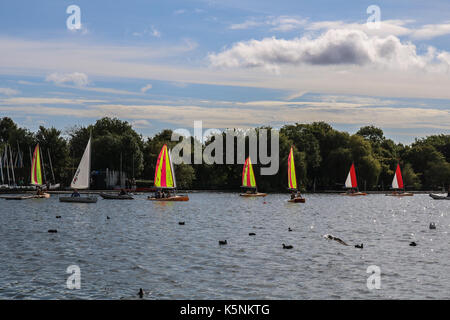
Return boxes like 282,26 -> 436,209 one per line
340,163 -> 367,196
59,137 -> 97,203
147,144 -> 189,201
386,164 -> 413,196
239,157 -> 267,197
287,147 -> 305,203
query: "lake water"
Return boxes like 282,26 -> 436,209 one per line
0,192 -> 448,299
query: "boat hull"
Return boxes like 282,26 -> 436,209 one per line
385,192 -> 414,196
1,193 -> 50,200
99,193 -> 134,200
429,193 -> 450,200
288,197 -> 306,203
147,195 -> 189,201
59,196 -> 98,203
340,192 -> 367,196
239,193 -> 267,197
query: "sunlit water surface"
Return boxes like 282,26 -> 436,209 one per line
0,192 -> 448,299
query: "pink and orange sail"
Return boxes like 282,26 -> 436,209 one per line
31,144 -> 43,185
287,147 -> 297,190
154,144 -> 176,189
242,157 -> 256,188
345,163 -> 358,189
392,163 -> 404,189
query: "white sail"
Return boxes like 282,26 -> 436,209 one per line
71,138 -> 91,189
169,149 -> 177,188
345,171 -> 352,188
392,172 -> 399,189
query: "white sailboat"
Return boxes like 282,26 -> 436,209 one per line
59,137 -> 97,203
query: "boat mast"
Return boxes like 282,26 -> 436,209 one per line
5,145 -> 10,185
9,144 -> 15,186
47,148 -> 56,184
40,145 -> 47,185
0,149 -> 4,184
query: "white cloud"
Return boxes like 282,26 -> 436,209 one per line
132,119 -> 151,128
174,9 -> 186,15
140,84 -> 152,93
0,87 -> 20,96
209,29 -> 448,72
230,15 -> 306,32
411,22 -> 450,39
46,72 -> 89,87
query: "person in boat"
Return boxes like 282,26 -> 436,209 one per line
36,187 -> 44,196
71,189 -> 80,197
290,192 -> 296,200
296,191 -> 303,199
118,188 -> 127,196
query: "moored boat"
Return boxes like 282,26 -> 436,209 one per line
429,193 -> 450,200
147,144 -> 189,201
239,157 -> 267,197
99,192 -> 134,200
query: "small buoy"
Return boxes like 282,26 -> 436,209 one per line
249,232 -> 256,236
282,243 -> 293,249
48,229 -> 57,233
56,216 -> 61,219
409,241 -> 417,246
138,288 -> 144,298
219,240 -> 227,245
179,221 -> 185,225
429,223 -> 436,230
355,243 -> 363,249
288,227 -> 292,232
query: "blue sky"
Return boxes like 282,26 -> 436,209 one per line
0,0 -> 449,143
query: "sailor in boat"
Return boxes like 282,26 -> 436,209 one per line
36,187 -> 44,196
71,189 -> 80,197
118,188 -> 127,196
290,192 -> 295,200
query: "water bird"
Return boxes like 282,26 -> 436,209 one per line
56,216 -> 61,219
323,234 -> 349,246
429,222 -> 436,229
107,216 -> 110,220
138,288 -> 144,299
219,240 -> 227,245
355,243 -> 363,249
282,244 -> 293,249
48,229 -> 57,233
179,221 -> 185,225
288,227 -> 293,232
249,233 -> 256,236
409,241 -> 417,246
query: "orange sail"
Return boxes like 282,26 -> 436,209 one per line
288,147 -> 297,190
31,144 -> 43,185
242,157 -> 256,188
154,144 -> 174,189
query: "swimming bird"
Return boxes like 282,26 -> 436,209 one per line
249,232 -> 256,236
106,216 -> 110,220
323,234 -> 349,246
179,221 -> 185,225
429,222 -> 436,230
288,227 -> 293,232
56,216 -> 61,219
409,241 -> 417,246
138,288 -> 144,299
219,240 -> 227,245
282,244 -> 293,249
48,229 -> 57,233
355,243 -> 363,249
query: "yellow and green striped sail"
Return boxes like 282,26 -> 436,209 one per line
31,144 -> 43,185
242,157 -> 256,188
288,147 -> 297,190
154,144 -> 174,189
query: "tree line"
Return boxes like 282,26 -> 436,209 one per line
0,117 -> 449,191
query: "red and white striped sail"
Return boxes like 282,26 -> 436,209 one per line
392,164 -> 404,189
345,163 -> 358,188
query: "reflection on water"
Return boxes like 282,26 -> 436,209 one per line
0,193 -> 448,299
